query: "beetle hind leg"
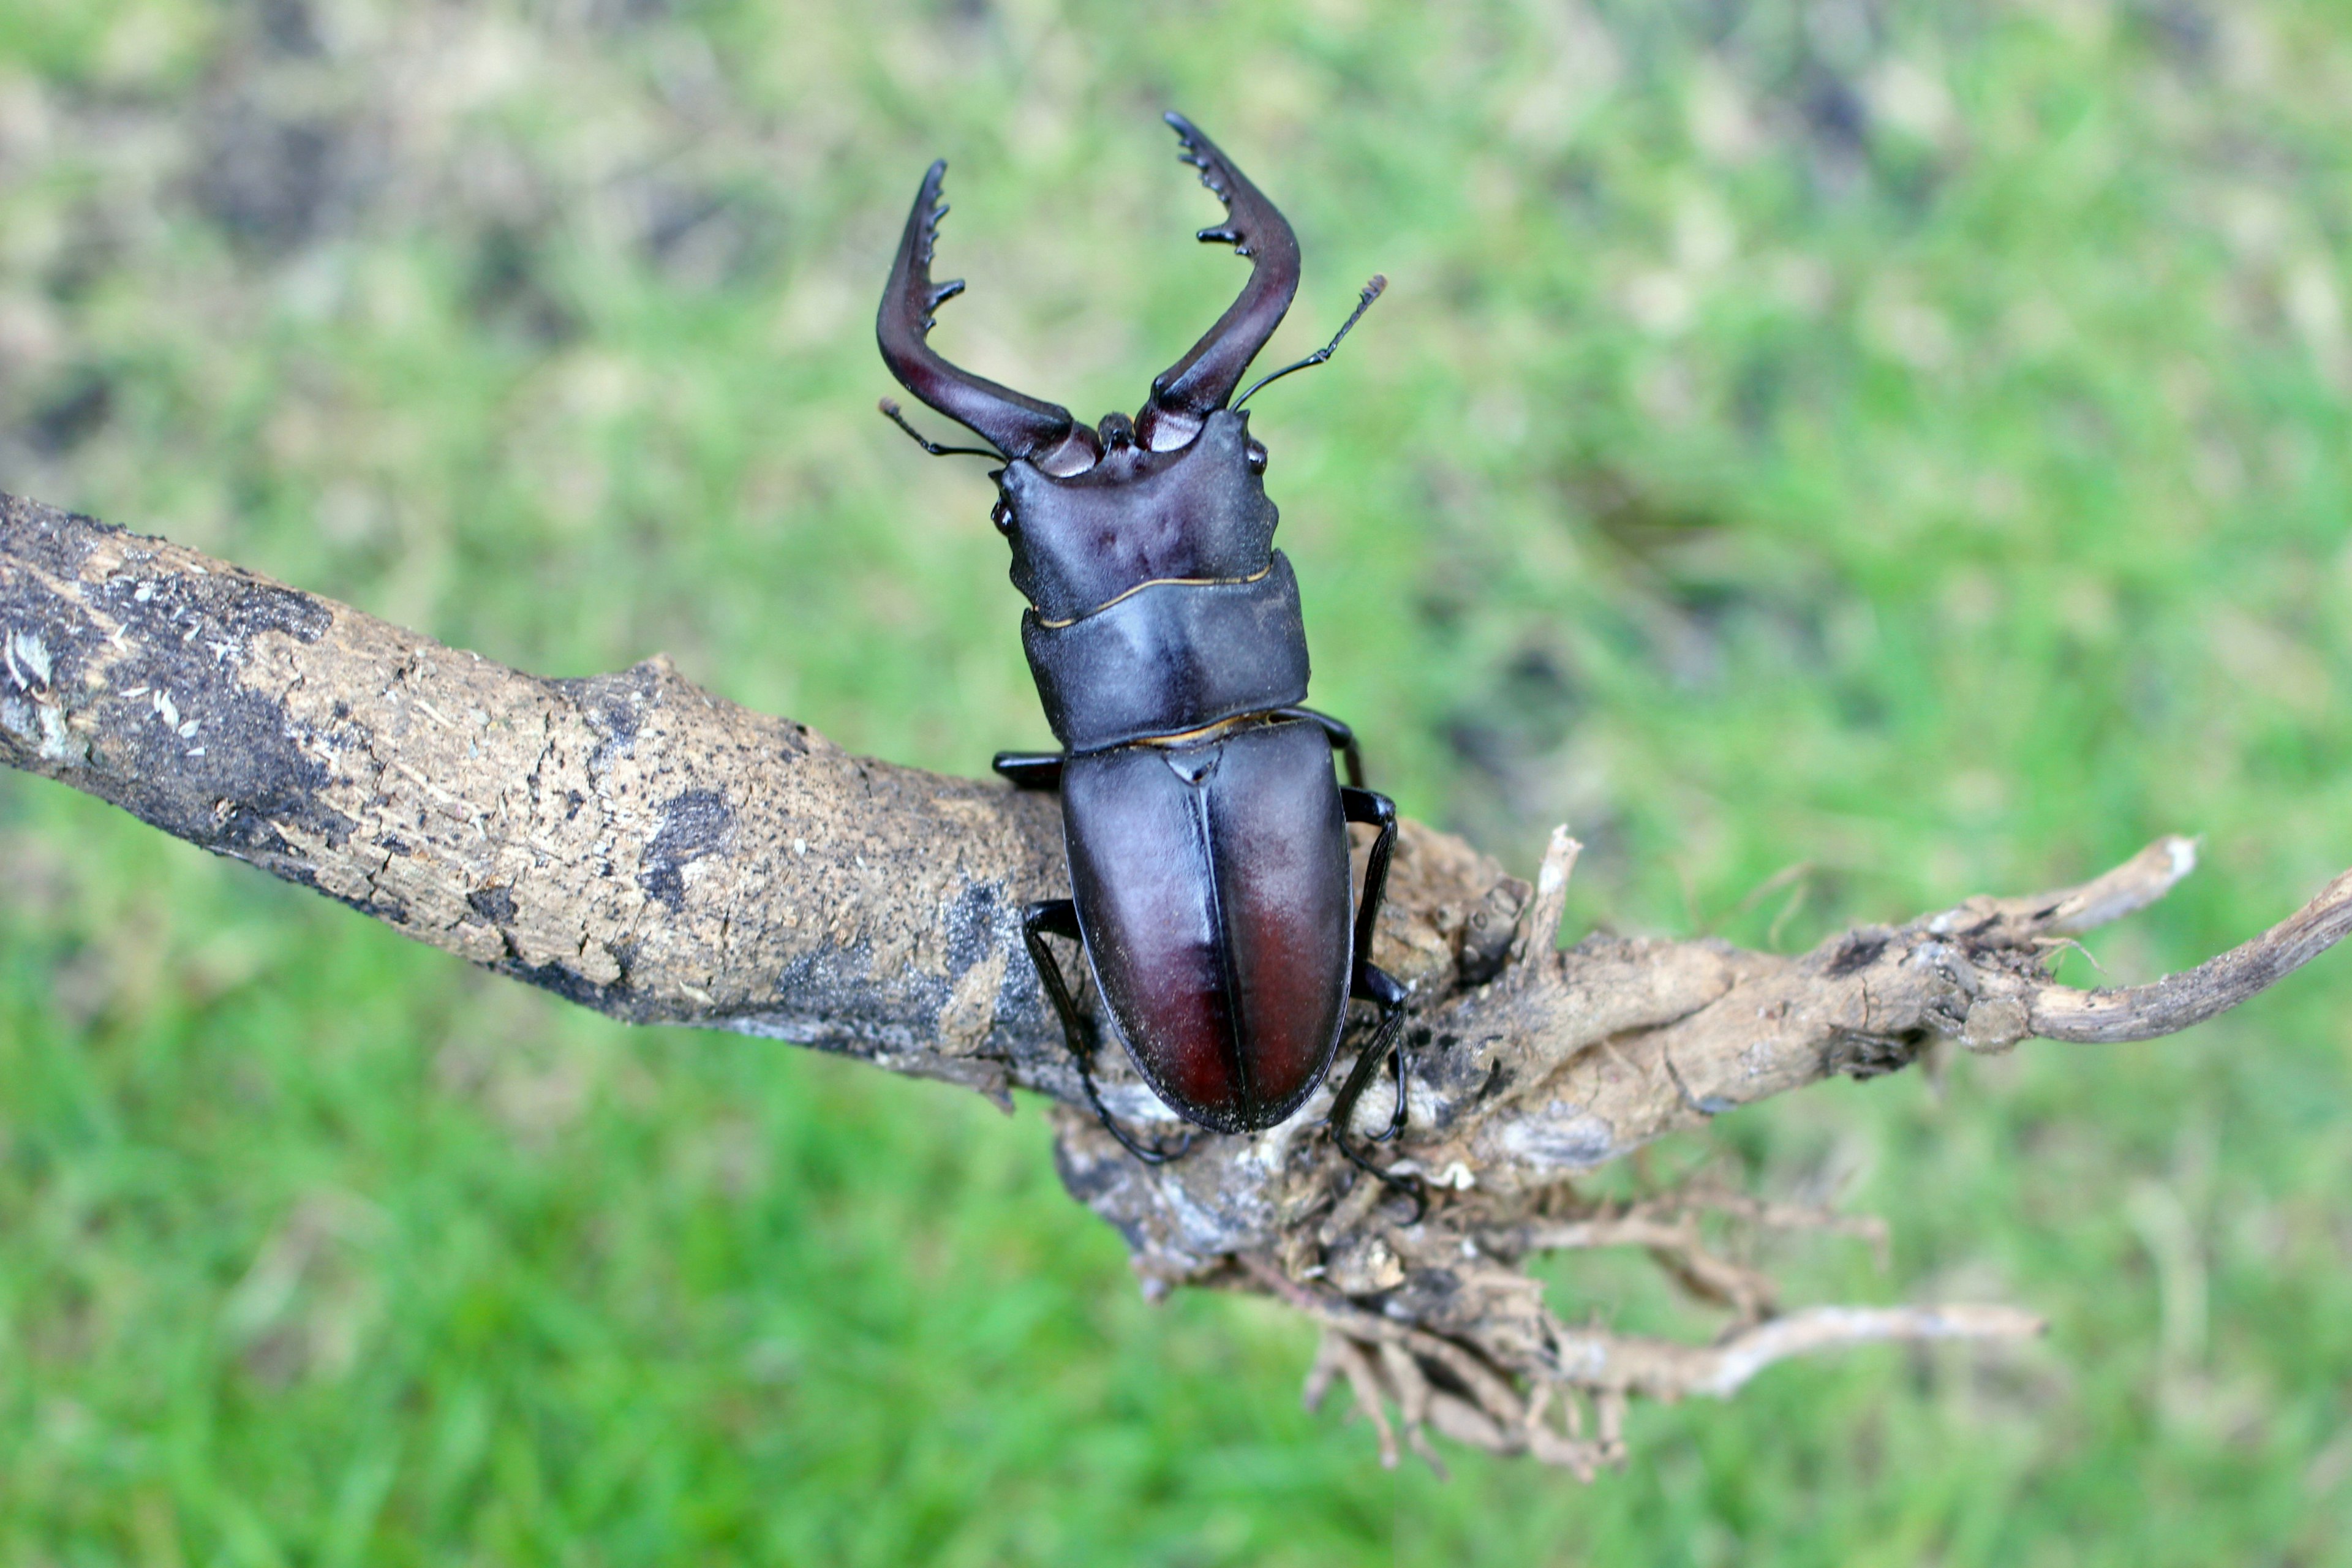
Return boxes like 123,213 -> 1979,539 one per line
1330,786 -> 1428,1220
1329,962 -> 1423,1221
1021,899 -> 1194,1164
1275,706 -> 1364,789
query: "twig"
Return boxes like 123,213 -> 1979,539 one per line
2027,867 -> 2352,1042
1679,1304 -> 2046,1398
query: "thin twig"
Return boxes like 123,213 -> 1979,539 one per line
2027,867 -> 2352,1042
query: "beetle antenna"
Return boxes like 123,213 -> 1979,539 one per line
878,398 -> 1007,461
1230,274 -> 1385,410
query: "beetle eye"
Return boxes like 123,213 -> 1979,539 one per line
1244,438 -> 1268,475
990,499 -> 1016,535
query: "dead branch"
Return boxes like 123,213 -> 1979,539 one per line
6,491 -> 2347,1471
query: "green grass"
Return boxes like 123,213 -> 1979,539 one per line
2,0 -> 2351,1559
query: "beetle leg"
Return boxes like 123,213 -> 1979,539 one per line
992,750 -> 1066,792
1021,899 -> 1194,1165
1356,965 -> 1412,1142
1339,786 -> 1398,982
1341,964 -> 1411,1143
1326,986 -> 1424,1223
1331,787 -> 1427,1220
1275,707 -> 1364,789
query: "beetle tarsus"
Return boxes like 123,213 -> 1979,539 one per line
1023,899 -> 1194,1164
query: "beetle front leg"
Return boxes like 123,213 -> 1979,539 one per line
1021,899 -> 1193,1164
993,751 -> 1065,792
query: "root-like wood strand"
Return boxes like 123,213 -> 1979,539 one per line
2,492 -> 2337,1474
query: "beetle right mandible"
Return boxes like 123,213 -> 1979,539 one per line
875,113 -> 1415,1197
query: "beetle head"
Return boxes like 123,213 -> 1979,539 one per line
876,113 -> 1297,480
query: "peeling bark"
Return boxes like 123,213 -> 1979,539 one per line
8,492 -> 2349,1471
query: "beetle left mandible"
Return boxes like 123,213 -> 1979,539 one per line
875,113 -> 1415,1204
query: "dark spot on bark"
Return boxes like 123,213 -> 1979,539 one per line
379,834 -> 409,854
333,699 -> 350,720
565,790 -> 584,818
1831,1029 -> 1916,1079
500,956 -> 633,1014
76,538 -> 330,649
0,502 -> 348,858
556,663 -> 664,771
641,788 -> 732,910
314,884 -> 408,926
941,880 -> 1009,979
1824,930 -> 1888,977
467,884 -> 517,925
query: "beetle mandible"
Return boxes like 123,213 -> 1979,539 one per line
875,113 -> 1414,1194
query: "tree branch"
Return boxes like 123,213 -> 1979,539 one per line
7,492 -> 2346,1471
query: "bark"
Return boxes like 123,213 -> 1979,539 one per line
7,492 -> 2348,1471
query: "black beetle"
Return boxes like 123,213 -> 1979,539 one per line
875,113 -> 1414,1193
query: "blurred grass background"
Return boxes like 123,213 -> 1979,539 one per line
1,0 -> 2348,1559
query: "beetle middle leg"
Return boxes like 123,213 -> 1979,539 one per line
1330,785 -> 1427,1218
1021,899 -> 1194,1164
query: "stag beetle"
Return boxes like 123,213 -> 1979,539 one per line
875,113 -> 1416,1198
